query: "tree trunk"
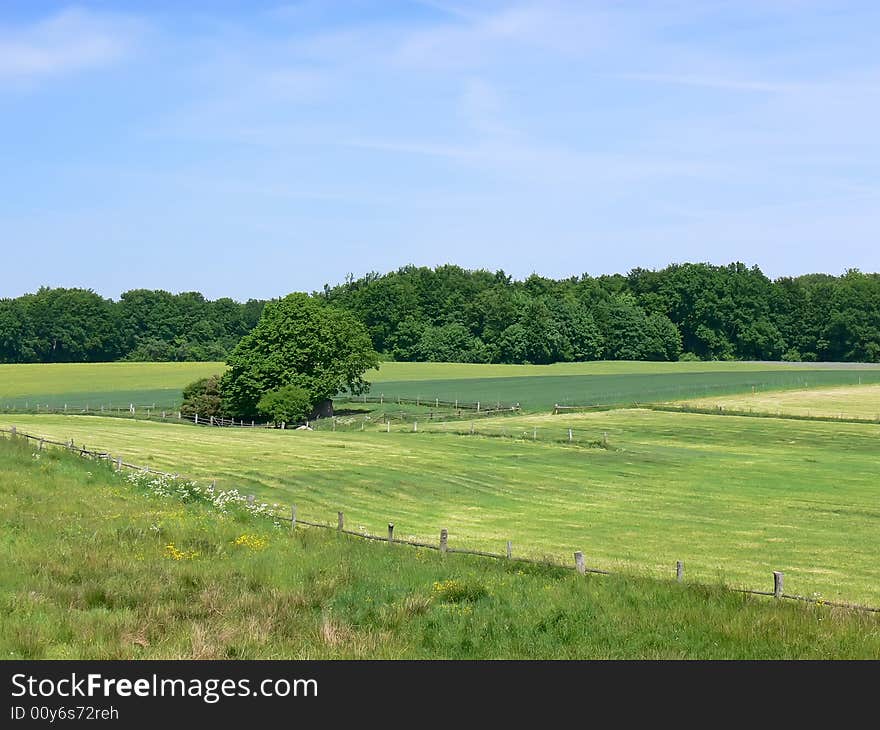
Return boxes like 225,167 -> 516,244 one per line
312,399 -> 334,419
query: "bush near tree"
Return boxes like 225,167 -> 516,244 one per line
179,375 -> 225,418
257,385 -> 313,426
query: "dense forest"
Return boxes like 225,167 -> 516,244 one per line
318,263 -> 880,364
0,289 -> 265,363
1,263 -> 879,364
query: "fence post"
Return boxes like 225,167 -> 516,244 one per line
574,551 -> 586,575
386,420 -> 390,433
470,422 -> 474,435
413,421 -> 418,433
210,415 -> 214,426
10,425 -> 15,437
281,422 -> 286,430
435,397 -> 439,408
568,428 -> 573,443
291,504 -> 297,530
602,432 -> 608,447
337,511 -> 344,531
676,560 -> 684,582
195,413 -> 199,425
440,528 -> 448,554
506,540 -> 512,559
116,456 -> 122,471
773,571 -> 784,598
39,438 -> 44,451
387,523 -> 394,544
533,427 -> 537,441
476,401 -> 480,412
380,393 -> 384,404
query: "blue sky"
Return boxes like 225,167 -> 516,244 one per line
1,1 -> 878,300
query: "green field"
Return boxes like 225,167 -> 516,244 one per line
0,362 -> 224,410
6,407 -> 879,606
4,360 -> 880,413
2,435 -> 877,659
365,369 -> 880,410
366,360 -> 880,381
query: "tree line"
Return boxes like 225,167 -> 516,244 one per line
319,263 -> 880,363
2,262 -> 879,364
0,288 -> 265,363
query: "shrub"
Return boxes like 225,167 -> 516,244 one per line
180,375 -> 224,418
257,385 -> 313,425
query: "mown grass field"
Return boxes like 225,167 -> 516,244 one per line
5,408 -> 879,606
2,434 -> 877,659
679,384 -> 880,421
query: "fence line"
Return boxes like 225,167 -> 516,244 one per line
338,393 -> 520,414
1,424 -> 877,615
649,403 -> 880,425
0,400 -> 521,432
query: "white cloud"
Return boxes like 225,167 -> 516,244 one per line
0,8 -> 144,85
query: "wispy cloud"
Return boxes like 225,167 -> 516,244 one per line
0,8 -> 144,85
615,72 -> 806,94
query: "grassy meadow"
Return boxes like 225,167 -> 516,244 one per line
2,434 -> 877,660
5,407 -> 879,606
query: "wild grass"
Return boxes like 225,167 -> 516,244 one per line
1,434 -> 877,659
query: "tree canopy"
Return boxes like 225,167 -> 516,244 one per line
221,293 -> 380,417
2,263 -> 880,366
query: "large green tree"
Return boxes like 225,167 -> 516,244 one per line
222,293 -> 379,417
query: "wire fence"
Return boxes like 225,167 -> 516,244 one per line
1,424 -> 877,615
338,392 -> 520,413
0,403 -> 277,429
650,403 -> 880,425
0,395 -> 522,432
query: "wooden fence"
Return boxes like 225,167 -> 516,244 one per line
1,424 -> 877,615
339,393 -> 520,414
